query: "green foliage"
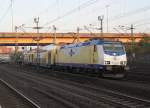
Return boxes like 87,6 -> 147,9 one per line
139,36 -> 150,47
125,36 -> 150,55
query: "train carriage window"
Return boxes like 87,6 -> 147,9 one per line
82,42 -> 90,46
56,50 -> 58,54
29,55 -> 31,62
28,55 -> 30,62
31,54 -> 33,62
94,45 -> 97,52
48,52 -> 51,64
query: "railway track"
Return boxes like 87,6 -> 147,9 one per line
33,87 -> 80,108
9,64 -> 150,84
0,78 -> 40,108
24,64 -> 150,83
1,66 -> 150,108
24,72 -> 150,108
31,75 -> 150,108
126,65 -> 150,83
3,64 -> 150,99
126,72 -> 150,83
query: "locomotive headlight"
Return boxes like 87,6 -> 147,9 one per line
124,61 -> 127,65
105,61 -> 110,65
120,61 -> 126,65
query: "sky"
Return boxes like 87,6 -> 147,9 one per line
0,0 -> 150,33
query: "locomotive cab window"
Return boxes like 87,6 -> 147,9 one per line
103,42 -> 125,53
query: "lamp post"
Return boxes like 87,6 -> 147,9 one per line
52,25 -> 57,45
77,27 -> 80,43
106,5 -> 110,33
11,0 -> 14,32
14,26 -> 18,64
33,17 -> 41,69
130,24 -> 135,60
14,26 -> 18,53
98,15 -> 104,38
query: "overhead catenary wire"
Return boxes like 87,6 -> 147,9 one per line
44,0 -> 60,33
121,17 -> 150,27
79,0 -> 119,17
55,0 -> 123,33
17,0 -> 58,29
143,28 -> 150,33
111,5 -> 150,21
135,22 -> 150,27
89,4 -> 150,32
110,5 -> 150,33
54,0 -> 118,27
3,0 -> 150,33
17,0 -> 123,33
39,0 -> 58,16
60,2 -> 150,33
42,0 -> 100,27
115,17 -> 150,33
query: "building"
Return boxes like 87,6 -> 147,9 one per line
0,47 -> 12,62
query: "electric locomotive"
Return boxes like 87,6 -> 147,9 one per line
56,39 -> 127,78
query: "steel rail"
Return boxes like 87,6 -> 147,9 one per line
0,78 -> 41,108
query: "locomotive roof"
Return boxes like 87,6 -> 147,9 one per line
41,44 -> 56,51
60,39 -> 122,49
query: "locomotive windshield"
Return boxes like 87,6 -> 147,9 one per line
103,42 -> 125,54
